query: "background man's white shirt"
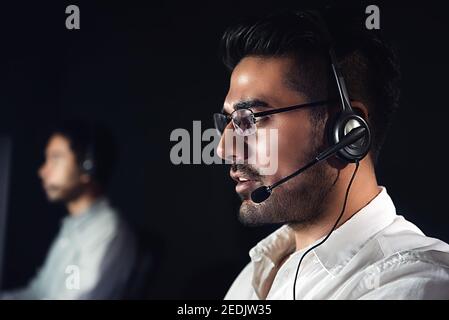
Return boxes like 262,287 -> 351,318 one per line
225,187 -> 449,300
1,198 -> 136,299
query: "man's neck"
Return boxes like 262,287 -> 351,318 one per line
293,162 -> 381,252
67,191 -> 102,217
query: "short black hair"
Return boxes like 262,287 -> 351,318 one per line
220,7 -> 401,164
51,119 -> 117,187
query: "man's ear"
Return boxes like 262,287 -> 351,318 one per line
349,100 -> 376,168
350,101 -> 370,121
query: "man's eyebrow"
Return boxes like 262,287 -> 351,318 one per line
222,99 -> 271,113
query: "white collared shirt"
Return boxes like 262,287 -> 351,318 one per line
225,187 -> 449,300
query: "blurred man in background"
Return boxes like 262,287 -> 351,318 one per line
1,120 -> 137,299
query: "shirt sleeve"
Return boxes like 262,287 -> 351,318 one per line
0,230 -> 65,300
0,267 -> 45,300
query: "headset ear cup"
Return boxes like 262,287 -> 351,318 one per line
81,145 -> 96,177
82,158 -> 95,176
328,111 -> 371,163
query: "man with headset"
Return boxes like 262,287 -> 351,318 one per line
215,9 -> 449,299
1,120 -> 136,299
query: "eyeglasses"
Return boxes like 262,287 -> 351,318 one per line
213,100 -> 330,136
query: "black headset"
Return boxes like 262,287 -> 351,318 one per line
81,144 -> 96,176
297,10 -> 371,163
80,124 -> 96,177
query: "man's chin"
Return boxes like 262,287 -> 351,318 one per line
43,188 -> 66,203
46,193 -> 63,203
237,199 -> 269,226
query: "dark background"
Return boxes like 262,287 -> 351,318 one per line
0,0 -> 448,299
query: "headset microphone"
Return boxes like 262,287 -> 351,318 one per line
251,126 -> 367,204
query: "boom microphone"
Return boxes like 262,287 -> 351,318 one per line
250,126 -> 366,203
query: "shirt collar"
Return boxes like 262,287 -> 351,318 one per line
313,186 -> 396,275
62,197 -> 109,231
248,186 -> 397,296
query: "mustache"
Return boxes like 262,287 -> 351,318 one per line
231,164 -> 261,180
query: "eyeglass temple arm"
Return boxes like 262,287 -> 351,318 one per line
253,99 -> 334,118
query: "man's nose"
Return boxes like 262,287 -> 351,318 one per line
216,125 -> 248,163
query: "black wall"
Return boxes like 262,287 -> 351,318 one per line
0,0 -> 448,298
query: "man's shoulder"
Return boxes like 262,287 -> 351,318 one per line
355,241 -> 449,299
327,214 -> 449,299
372,214 -> 449,265
350,215 -> 449,298
80,200 -> 134,248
